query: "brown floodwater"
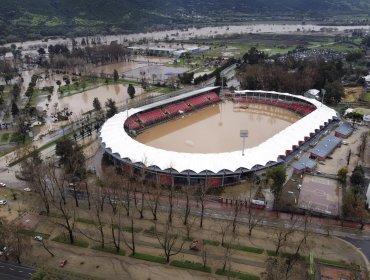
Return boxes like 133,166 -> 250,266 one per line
38,84 -> 144,116
136,101 -> 300,153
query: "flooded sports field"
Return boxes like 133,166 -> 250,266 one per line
136,101 -> 300,153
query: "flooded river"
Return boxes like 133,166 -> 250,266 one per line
136,101 -> 300,153
5,23 -> 370,50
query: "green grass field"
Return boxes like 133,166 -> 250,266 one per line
363,92 -> 370,102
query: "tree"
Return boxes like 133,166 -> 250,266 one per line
53,198 -> 77,244
11,101 -> 19,116
242,47 -> 267,65
199,181 -> 209,228
337,167 -> 348,183
55,138 -> 86,180
214,71 -> 227,88
147,184 -> 161,221
11,84 -> 20,100
155,219 -> 185,263
267,165 -> 287,208
105,98 -> 117,118
127,84 -> 136,99
56,80 -> 61,88
323,80 -> 344,105
0,85 -> 4,96
113,69 -> 119,82
350,165 -> 365,187
37,48 -> 46,56
92,97 -> 102,111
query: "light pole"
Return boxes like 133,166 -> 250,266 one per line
240,129 -> 248,156
321,89 -> 326,106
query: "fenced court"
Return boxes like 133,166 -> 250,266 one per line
298,175 -> 340,216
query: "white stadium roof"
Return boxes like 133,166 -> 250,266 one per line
100,90 -> 338,174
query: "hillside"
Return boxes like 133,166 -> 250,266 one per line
0,0 -> 369,43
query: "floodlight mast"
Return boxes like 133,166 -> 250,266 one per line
240,129 -> 248,156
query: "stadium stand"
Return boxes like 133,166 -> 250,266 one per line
124,92 -> 221,131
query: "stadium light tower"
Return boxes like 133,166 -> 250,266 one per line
240,129 -> 248,156
321,89 -> 326,107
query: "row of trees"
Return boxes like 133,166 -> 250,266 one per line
41,43 -> 132,70
237,48 -> 347,104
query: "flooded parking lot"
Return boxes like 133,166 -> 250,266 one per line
136,101 -> 300,153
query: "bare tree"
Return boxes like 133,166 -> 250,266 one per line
182,215 -> 196,241
168,183 -> 175,224
146,184 -> 161,221
219,222 -> 231,247
182,186 -> 192,226
0,219 -> 31,264
155,218 -> 185,263
273,217 -> 299,255
202,244 -> 208,269
221,222 -> 236,272
122,206 -> 137,256
246,203 -> 262,236
199,182 -> 208,228
53,199 -> 77,244
110,205 -> 124,253
232,200 -> 242,234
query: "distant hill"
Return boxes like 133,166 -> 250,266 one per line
1,0 -> 369,43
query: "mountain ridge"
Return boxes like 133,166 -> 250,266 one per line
0,0 -> 369,43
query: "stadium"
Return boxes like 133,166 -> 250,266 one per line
99,87 -> 338,188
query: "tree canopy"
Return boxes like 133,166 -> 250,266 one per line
105,98 -> 118,118
127,84 -> 136,99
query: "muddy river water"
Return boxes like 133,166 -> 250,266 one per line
136,101 -> 300,153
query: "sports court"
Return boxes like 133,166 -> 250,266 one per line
298,175 -> 340,216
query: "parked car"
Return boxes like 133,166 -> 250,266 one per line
0,200 -> 7,205
23,188 -> 31,192
34,236 -> 43,241
0,183 -> 6,188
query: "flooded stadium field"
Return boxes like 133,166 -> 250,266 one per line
136,101 -> 300,153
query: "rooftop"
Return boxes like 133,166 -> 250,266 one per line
335,122 -> 353,137
292,157 -> 317,171
310,135 -> 342,158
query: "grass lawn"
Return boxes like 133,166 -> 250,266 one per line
223,243 -> 264,254
363,92 -> 370,102
215,269 -> 260,280
129,252 -> 167,264
204,239 -> 220,246
20,229 -> 50,239
77,217 -> 96,225
91,245 -> 125,256
9,132 -> 21,143
316,258 -> 361,271
170,260 -> 211,273
1,133 -> 10,142
52,234 -> 89,248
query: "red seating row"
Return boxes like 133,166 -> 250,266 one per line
163,102 -> 192,117
138,108 -> 166,125
125,92 -> 221,131
124,115 -> 141,130
186,92 -> 220,108
233,98 -> 316,116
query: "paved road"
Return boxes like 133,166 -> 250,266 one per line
345,238 -> 370,262
0,261 -> 35,280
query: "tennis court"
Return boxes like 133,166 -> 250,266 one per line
298,175 -> 340,216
